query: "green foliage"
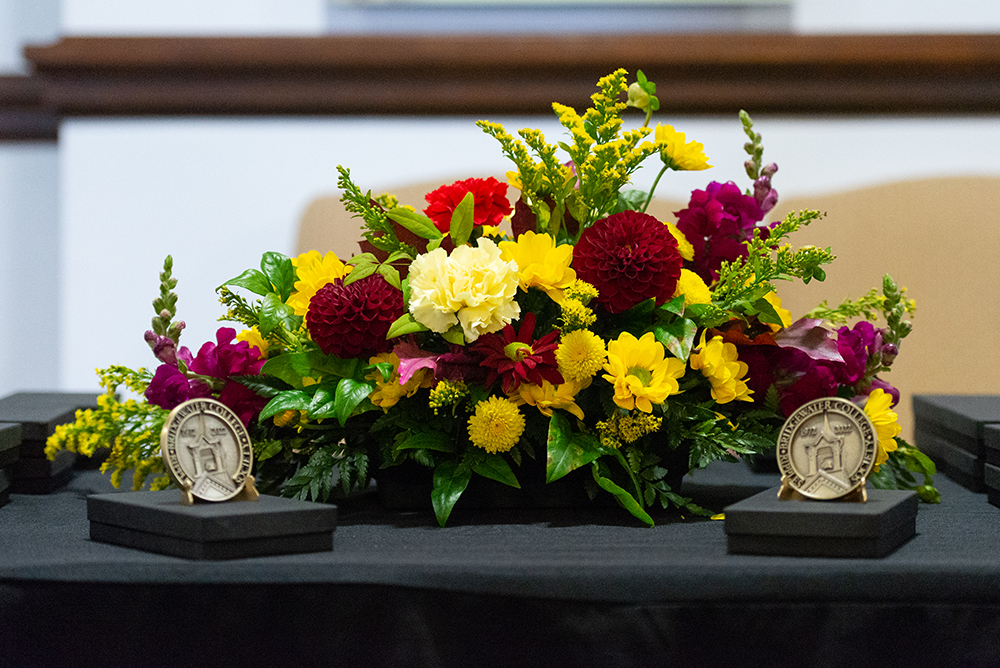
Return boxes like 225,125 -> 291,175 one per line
868,438 -> 940,503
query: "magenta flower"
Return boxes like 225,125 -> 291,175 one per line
674,181 -> 766,284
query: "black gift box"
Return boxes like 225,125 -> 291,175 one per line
912,394 -> 1000,492
724,487 -> 918,558
87,490 -> 338,560
0,422 -> 20,468
0,466 -> 11,508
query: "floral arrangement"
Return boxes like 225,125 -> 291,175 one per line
48,69 -> 938,526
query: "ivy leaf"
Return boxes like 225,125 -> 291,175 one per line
387,207 -> 443,240
591,461 -> 654,526
258,292 -> 301,337
259,390 -> 312,422
450,192 -> 475,247
652,317 -> 698,361
472,454 -> 521,489
334,377 -> 374,426
397,430 -> 456,453
219,268 -> 271,296
386,313 -> 429,339
260,252 -> 296,301
432,460 -> 472,527
546,411 -> 603,483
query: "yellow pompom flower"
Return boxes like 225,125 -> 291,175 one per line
236,326 -> 269,359
689,332 -> 753,404
864,388 -> 901,470
513,380 -> 586,420
286,250 -> 352,316
665,221 -> 695,262
499,231 -> 576,304
603,331 -> 685,413
556,329 -> 607,382
468,396 -> 525,454
674,269 -> 712,307
366,352 -> 432,411
654,123 -> 712,171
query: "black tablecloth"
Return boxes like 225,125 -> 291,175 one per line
2,465 -> 1000,667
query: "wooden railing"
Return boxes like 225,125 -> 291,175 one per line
5,33 -> 1000,141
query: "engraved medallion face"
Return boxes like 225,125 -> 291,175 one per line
776,397 -> 877,500
160,398 -> 253,502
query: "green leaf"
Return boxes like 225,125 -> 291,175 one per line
220,268 -> 271,296
615,189 -> 649,214
387,207 -> 443,240
334,377 -> 374,426
377,263 -> 402,290
472,454 -> 520,489
591,462 -> 654,526
341,261 -> 377,286
386,312 -> 429,339
441,324 -> 466,346
258,292 -> 301,337
307,385 -> 338,419
261,352 -> 361,387
259,390 -> 312,422
659,294 -> 687,317
260,252 -> 296,301
397,430 -> 456,453
752,296 -> 784,327
652,317 -> 698,361
254,439 -> 284,463
432,460 -> 472,527
450,191 -> 475,246
546,411 -> 603,483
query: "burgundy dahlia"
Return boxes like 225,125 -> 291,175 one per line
573,210 -> 683,314
306,274 -> 403,359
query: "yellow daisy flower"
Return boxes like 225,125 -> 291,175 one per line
689,332 -> 753,404
665,221 -> 695,261
513,380 -> 587,420
654,123 -> 712,171
498,231 -> 576,304
236,326 -> 269,359
864,388 -> 901,470
467,396 -> 525,454
366,352 -> 432,411
762,291 -> 793,331
603,331 -> 685,413
286,250 -> 352,317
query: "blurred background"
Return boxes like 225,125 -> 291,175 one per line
1,0 -> 999,441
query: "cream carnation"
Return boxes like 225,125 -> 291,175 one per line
408,239 -> 520,342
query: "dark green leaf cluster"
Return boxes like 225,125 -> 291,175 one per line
868,438 -> 940,503
337,166 -> 417,258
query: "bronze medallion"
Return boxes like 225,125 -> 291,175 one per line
160,398 -> 254,502
776,397 -> 877,500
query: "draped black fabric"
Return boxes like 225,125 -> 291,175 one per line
2,468 -> 1000,667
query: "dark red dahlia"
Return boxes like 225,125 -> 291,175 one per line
423,177 -> 513,233
474,313 -> 563,394
573,210 -> 683,314
306,274 -> 403,359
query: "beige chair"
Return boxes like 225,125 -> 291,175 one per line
298,176 -> 1000,440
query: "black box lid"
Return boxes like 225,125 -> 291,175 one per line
87,490 -> 338,543
0,392 -> 98,440
912,395 -> 1000,441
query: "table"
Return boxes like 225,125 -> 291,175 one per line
2,465 -> 999,667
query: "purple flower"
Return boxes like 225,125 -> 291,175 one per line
675,181 -> 766,283
145,363 -> 209,410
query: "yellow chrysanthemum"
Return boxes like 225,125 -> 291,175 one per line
674,269 -> 712,307
603,331 -> 685,413
556,329 -> 607,382
665,221 -> 695,262
689,332 -> 753,404
763,291 -> 793,331
654,123 -> 712,171
366,352 -> 432,411
498,231 -> 576,303
467,396 -> 525,454
865,388 -> 901,470
236,327 -> 269,359
286,250 -> 352,316
513,380 -> 586,420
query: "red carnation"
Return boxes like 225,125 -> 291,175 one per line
306,274 -> 403,359
474,313 -> 563,394
573,210 -> 683,314
423,177 -> 512,233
